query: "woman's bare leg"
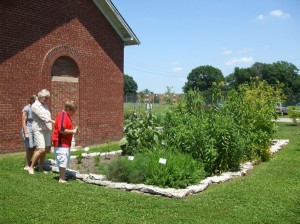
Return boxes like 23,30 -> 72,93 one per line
27,149 -> 45,174
25,148 -> 35,169
38,149 -> 46,171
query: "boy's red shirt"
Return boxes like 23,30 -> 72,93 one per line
52,111 -> 74,147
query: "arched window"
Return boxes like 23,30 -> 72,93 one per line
51,56 -> 79,77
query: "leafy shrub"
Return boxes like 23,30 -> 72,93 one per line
102,148 -> 205,189
124,109 -> 134,121
144,148 -> 205,189
103,155 -> 149,184
123,112 -> 163,155
162,80 -> 283,175
288,106 -> 300,125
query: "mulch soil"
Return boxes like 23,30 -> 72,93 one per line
69,154 -> 119,174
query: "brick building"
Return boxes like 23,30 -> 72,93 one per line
0,0 -> 140,153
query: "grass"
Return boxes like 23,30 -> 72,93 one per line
124,102 -> 170,115
77,141 -> 120,154
0,122 -> 300,223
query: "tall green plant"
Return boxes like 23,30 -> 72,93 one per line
163,80 -> 284,175
123,112 -> 163,155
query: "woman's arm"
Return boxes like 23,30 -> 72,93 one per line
22,112 -> 29,138
31,103 -> 52,122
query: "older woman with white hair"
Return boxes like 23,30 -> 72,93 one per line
27,89 -> 55,174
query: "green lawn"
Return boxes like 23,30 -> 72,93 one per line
0,122 -> 299,223
124,102 -> 170,114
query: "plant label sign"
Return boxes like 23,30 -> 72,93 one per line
128,156 -> 134,161
159,158 -> 167,165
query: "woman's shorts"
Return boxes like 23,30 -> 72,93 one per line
22,131 -> 35,149
34,130 -> 52,149
54,147 -> 70,168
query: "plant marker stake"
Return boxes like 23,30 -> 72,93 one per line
159,158 -> 166,165
128,156 -> 134,161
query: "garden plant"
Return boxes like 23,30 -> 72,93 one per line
104,79 -> 285,187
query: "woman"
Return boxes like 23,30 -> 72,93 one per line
27,89 -> 55,174
52,100 -> 78,183
22,95 -> 37,170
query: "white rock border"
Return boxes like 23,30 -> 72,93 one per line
44,140 -> 289,199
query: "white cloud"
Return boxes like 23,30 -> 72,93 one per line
221,48 -> 232,55
270,10 -> 290,18
257,9 -> 290,20
225,57 -> 254,66
172,67 -> 183,72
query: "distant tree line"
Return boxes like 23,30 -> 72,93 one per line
183,61 -> 300,105
124,61 -> 300,105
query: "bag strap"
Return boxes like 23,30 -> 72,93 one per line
58,112 -> 65,147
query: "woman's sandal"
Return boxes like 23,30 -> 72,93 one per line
58,179 -> 67,184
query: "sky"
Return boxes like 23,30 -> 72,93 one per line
112,0 -> 300,94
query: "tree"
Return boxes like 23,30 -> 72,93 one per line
139,89 -> 153,94
183,65 -> 224,93
227,61 -> 300,105
124,74 -> 138,95
226,67 -> 253,89
164,86 -> 175,105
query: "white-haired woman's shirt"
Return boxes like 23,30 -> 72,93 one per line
31,100 -> 52,131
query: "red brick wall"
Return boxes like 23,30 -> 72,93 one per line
0,0 -> 124,153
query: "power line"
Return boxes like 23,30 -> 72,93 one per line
124,59 -> 187,77
124,65 -> 186,78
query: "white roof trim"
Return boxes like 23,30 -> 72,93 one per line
93,0 -> 140,46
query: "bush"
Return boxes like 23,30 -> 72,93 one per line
102,148 -> 205,189
103,155 -> 149,184
123,112 -> 163,155
288,106 -> 300,125
144,148 -> 205,189
162,80 -> 283,175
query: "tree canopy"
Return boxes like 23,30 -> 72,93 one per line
183,65 -> 224,93
124,74 -> 138,95
225,61 -> 300,104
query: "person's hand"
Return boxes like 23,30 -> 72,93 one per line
74,126 -> 79,134
25,133 -> 29,139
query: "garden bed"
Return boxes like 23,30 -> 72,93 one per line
44,140 -> 289,199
